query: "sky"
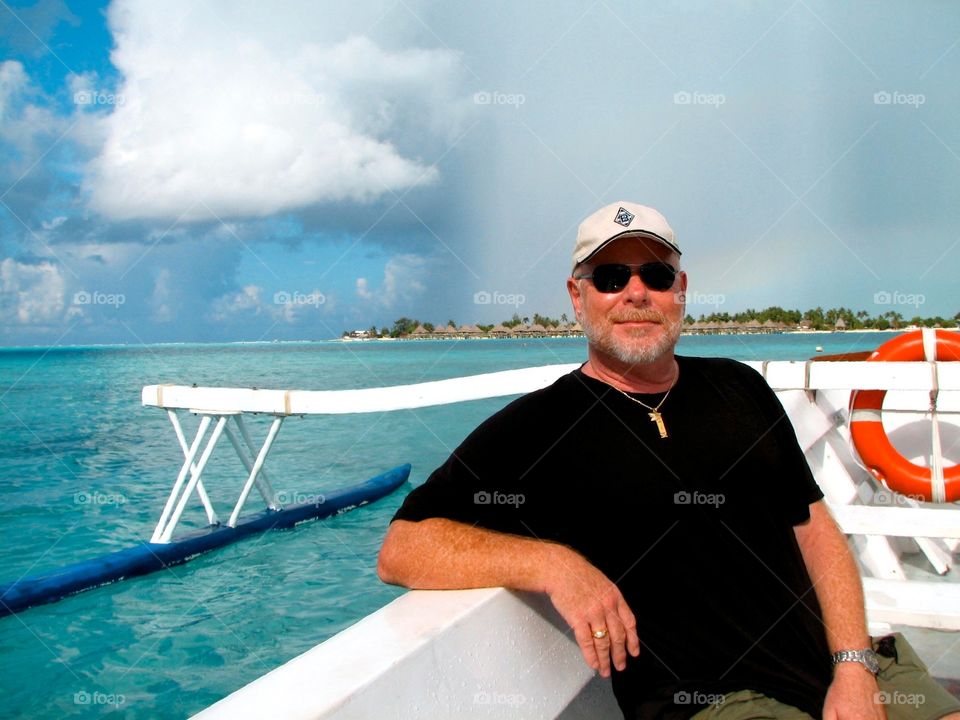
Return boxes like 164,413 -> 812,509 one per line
1,0 -> 958,345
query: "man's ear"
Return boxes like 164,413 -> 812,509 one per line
566,276 -> 583,321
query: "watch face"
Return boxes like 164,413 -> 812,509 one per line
863,649 -> 880,674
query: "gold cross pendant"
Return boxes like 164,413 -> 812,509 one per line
648,411 -> 668,439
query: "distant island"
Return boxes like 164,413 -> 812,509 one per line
342,307 -> 960,340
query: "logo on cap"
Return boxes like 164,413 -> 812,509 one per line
614,207 -> 635,227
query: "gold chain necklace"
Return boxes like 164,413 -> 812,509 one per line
613,381 -> 675,439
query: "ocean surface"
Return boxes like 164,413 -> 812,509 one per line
0,332 -> 904,718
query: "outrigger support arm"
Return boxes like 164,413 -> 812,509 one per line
150,409 -> 285,544
225,416 -> 284,528
166,409 -> 220,526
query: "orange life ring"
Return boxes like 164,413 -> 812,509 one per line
849,329 -> 960,503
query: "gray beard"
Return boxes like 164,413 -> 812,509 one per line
581,312 -> 682,366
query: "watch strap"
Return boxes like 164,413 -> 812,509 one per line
831,648 -> 880,675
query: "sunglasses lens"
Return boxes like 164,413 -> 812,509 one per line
639,263 -> 676,291
591,265 -> 631,293
588,264 -> 676,292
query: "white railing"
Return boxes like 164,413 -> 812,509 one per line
144,359 -> 960,612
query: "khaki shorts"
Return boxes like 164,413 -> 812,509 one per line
690,634 -> 960,720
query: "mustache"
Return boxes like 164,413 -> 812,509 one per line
610,309 -> 667,324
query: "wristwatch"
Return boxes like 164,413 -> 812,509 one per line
831,648 -> 880,675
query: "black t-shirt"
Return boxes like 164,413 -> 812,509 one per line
393,356 -> 832,719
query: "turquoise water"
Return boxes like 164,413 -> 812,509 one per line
0,332 -> 900,718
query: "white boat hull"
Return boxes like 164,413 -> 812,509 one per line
186,355 -> 960,718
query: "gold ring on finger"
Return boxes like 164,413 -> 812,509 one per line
592,628 -> 608,640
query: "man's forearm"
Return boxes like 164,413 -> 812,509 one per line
377,517 -> 563,593
378,516 -> 642,678
794,500 -> 870,652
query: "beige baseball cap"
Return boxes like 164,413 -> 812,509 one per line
572,201 -> 680,273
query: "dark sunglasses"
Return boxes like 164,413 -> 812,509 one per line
575,262 -> 678,293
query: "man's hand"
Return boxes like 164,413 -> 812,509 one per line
542,546 -> 641,678
379,518 -> 640,677
822,665 -> 886,720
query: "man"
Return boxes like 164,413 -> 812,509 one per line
378,202 -> 960,720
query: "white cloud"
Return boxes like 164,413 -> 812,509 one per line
0,60 -> 28,117
0,60 -> 67,159
210,285 -> 265,322
151,267 -> 173,322
356,277 -> 372,300
209,284 -> 330,325
84,0 -> 468,222
0,258 -> 66,324
41,216 -> 67,231
355,254 -> 427,309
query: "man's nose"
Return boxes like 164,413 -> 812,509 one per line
622,272 -> 651,302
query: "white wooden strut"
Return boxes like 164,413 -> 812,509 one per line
150,409 -> 285,544
166,409 -> 220,526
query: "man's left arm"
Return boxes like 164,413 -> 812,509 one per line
794,500 -> 886,720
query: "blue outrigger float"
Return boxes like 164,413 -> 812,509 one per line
1,365 -> 576,618
0,465 -> 409,617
